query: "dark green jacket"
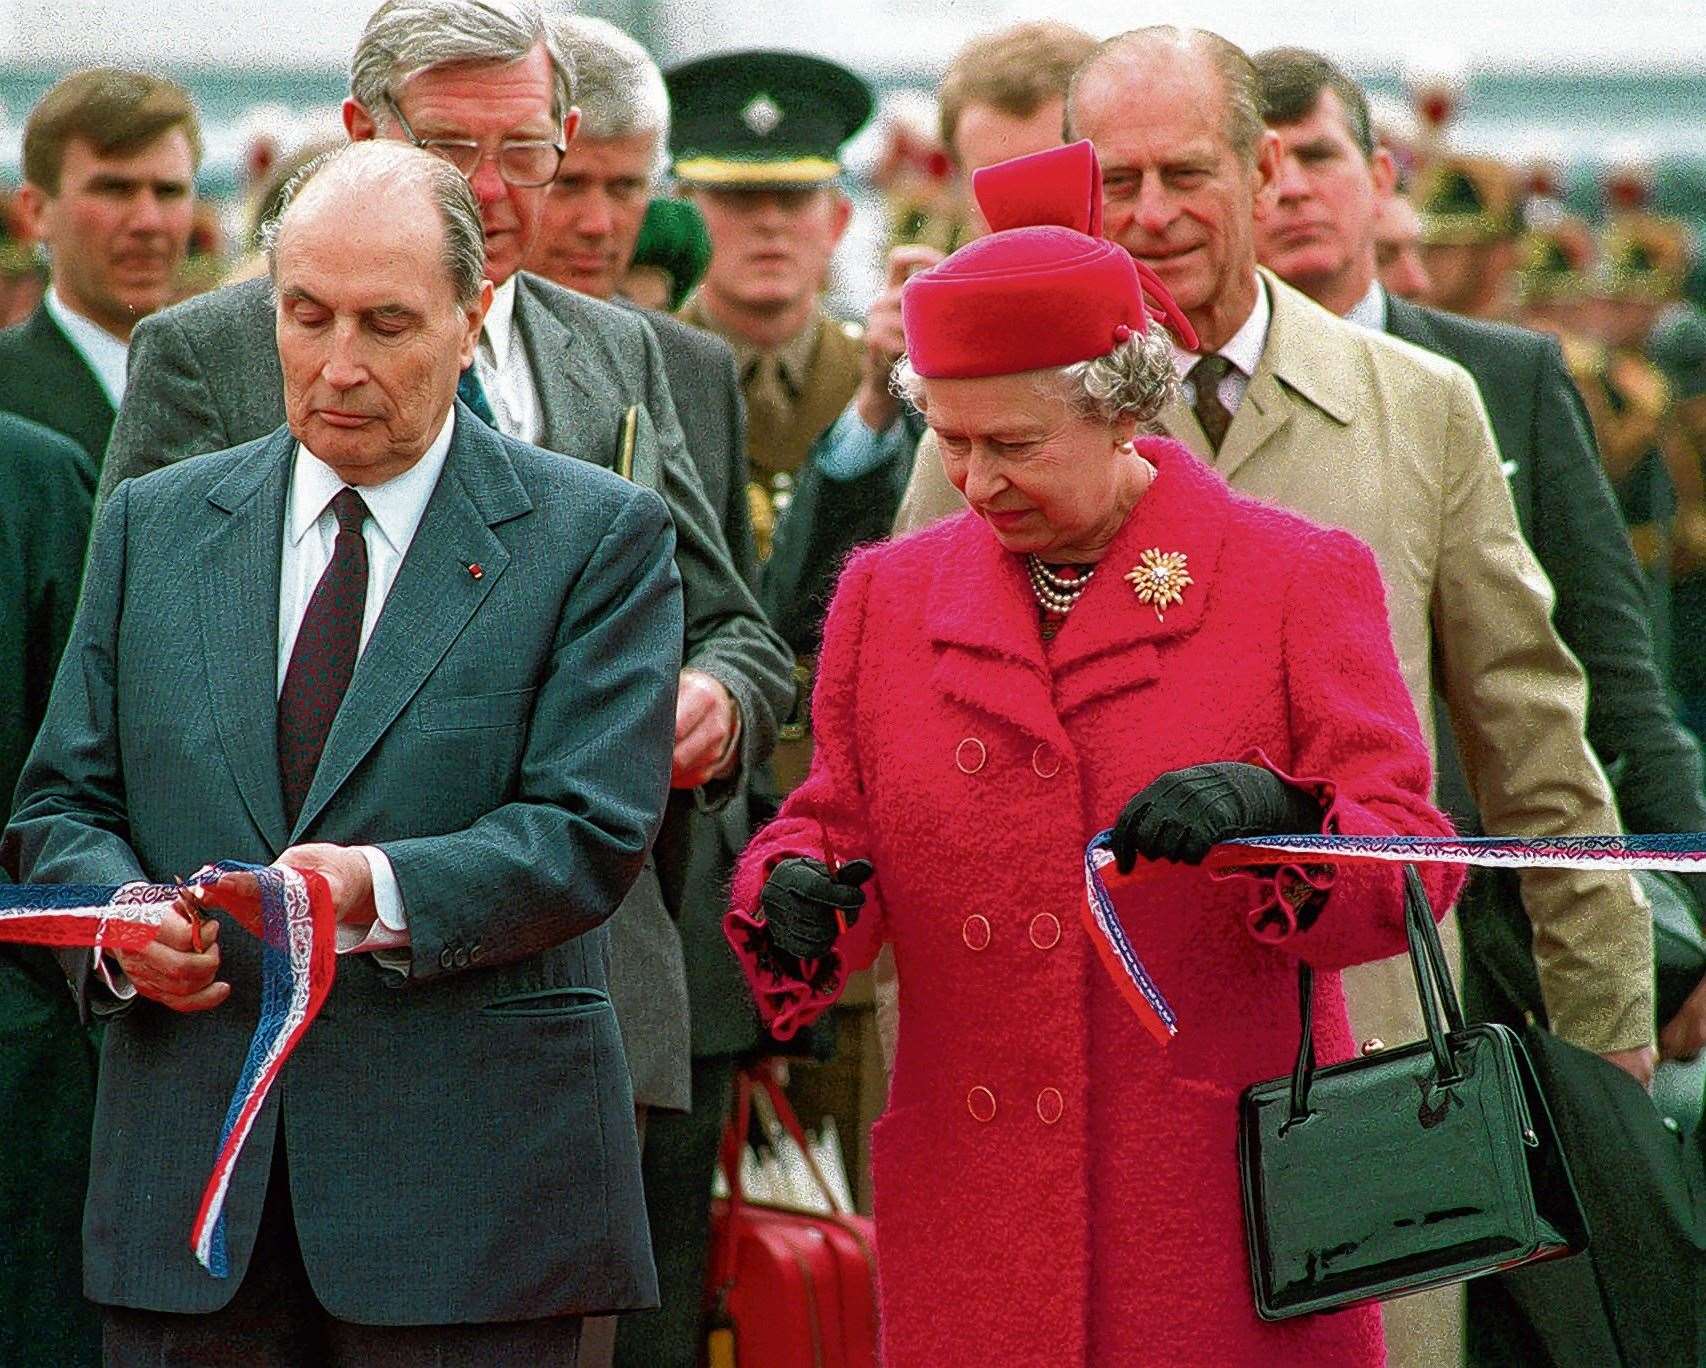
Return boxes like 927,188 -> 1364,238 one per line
0,305 -> 116,467
0,410 -> 98,1367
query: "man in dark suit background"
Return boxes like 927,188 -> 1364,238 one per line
520,18 -> 768,1363
6,139 -> 684,1363
0,68 -> 200,466
0,413 -> 98,1368
1255,48 -> 1706,1365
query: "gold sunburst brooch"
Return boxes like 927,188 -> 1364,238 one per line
1124,548 -> 1193,621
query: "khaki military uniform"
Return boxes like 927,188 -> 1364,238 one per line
678,297 -> 864,790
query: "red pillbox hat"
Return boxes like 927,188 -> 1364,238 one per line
901,140 -> 1196,379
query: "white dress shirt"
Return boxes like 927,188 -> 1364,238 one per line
278,407 -> 457,956
44,287 -> 130,411
1344,280 -> 1388,333
473,275 -> 543,444
1172,273 -> 1273,419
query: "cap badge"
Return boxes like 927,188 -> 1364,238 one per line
741,93 -> 784,137
1125,548 -> 1193,621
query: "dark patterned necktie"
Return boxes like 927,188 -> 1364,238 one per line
1190,354 -> 1235,454
278,486 -> 369,826
457,365 -> 496,427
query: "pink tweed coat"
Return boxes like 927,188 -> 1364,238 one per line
728,437 -> 1464,1367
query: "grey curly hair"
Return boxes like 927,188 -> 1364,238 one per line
891,317 -> 1180,425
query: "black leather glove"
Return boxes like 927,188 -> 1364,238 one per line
1112,762 -> 1324,871
759,856 -> 872,960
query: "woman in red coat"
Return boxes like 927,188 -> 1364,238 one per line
726,143 -> 1464,1367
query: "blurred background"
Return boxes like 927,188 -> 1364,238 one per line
3,0 -> 1704,315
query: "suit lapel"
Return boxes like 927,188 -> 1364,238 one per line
515,273 -> 616,464
1213,367 -> 1294,483
289,413 -> 529,838
28,307 -> 116,458
199,429 -> 294,852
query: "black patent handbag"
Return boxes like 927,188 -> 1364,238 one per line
1238,866 -> 1590,1320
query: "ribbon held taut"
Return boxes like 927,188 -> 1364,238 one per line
1084,829 -> 1706,1047
0,862 -> 335,1275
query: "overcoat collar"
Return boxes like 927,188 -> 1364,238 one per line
199,401 -> 532,850
1160,269 -> 1357,481
925,436 -> 1230,740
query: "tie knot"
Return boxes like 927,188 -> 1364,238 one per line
330,486 -> 368,537
1191,353 -> 1233,389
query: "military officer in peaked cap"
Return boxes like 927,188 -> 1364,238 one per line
669,49 -> 873,600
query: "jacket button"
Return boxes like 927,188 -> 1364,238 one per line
439,946 -> 456,970
469,941 -> 484,964
1028,913 -> 1061,950
1036,1087 -> 1064,1125
955,737 -> 987,774
1031,743 -> 1061,778
962,914 -> 991,951
452,946 -> 471,968
967,1086 -> 997,1123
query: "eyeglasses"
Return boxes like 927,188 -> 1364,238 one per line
385,95 -> 565,188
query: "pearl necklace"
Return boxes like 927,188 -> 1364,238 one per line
1026,555 -> 1096,614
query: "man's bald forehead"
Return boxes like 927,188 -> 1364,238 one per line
1068,25 -> 1263,163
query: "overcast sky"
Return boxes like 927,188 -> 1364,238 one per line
6,0 -> 1706,73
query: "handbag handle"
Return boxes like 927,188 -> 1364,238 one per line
1286,865 -> 1465,1127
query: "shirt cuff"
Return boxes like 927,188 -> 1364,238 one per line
815,403 -> 902,481
92,947 -> 137,1000
335,847 -> 411,956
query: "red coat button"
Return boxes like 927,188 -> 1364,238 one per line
955,737 -> 987,774
967,1086 -> 997,1123
1031,743 -> 1061,778
962,914 -> 992,951
1036,1088 -> 1064,1125
1029,913 -> 1061,950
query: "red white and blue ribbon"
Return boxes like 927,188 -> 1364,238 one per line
0,861 -> 335,1276
1084,828 -> 1706,1048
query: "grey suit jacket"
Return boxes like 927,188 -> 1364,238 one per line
4,406 -> 683,1320
627,301 -> 767,1058
99,273 -> 793,1109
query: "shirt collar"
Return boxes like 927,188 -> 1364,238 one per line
43,286 -> 130,409
482,275 -> 520,368
691,296 -> 823,397
1170,273 -> 1272,380
289,406 -> 456,553
1344,280 -> 1387,332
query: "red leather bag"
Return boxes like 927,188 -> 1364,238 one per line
706,1064 -> 881,1368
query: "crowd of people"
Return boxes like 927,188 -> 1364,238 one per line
2,1 -> 1704,1365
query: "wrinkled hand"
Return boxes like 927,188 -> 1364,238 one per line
275,843 -> 376,930
760,857 -> 870,961
1601,1044 -> 1658,1090
673,669 -> 739,789
855,245 -> 945,431
1111,761 -> 1324,872
115,897 -> 228,1012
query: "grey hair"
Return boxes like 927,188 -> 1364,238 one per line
891,319 -> 1180,426
545,12 -> 669,173
350,0 -> 574,126
262,141 -> 487,308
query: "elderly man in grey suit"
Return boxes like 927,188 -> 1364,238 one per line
97,0 -> 791,1213
6,141 -> 682,1363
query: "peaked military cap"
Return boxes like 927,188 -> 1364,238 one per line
1414,154 -> 1520,245
1598,212 -> 1692,302
666,50 -> 874,187
1517,213 -> 1595,302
